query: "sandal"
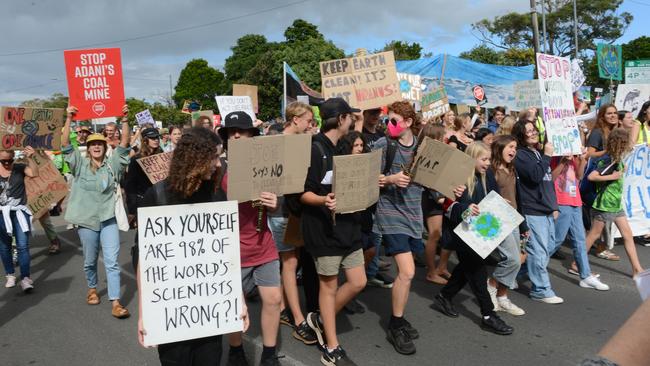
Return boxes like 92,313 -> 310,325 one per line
48,239 -> 61,255
87,288 -> 100,305
112,301 -> 130,319
596,250 -> 620,261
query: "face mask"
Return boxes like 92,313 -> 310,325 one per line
387,118 -> 406,138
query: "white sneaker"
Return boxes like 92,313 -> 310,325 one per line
5,274 -> 16,288
66,223 -> 75,230
487,280 -> 500,311
497,297 -> 526,316
532,296 -> 564,304
580,275 -> 610,291
20,277 -> 34,292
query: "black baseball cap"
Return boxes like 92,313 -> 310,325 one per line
319,98 -> 360,120
142,127 -> 160,139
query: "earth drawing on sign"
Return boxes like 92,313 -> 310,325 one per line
472,213 -> 501,240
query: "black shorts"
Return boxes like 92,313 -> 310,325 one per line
422,191 -> 443,218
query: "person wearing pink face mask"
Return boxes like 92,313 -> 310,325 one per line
372,100 -> 423,355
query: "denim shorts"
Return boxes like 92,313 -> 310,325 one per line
241,260 -> 281,295
383,234 -> 424,256
591,208 -> 625,223
268,216 -> 295,253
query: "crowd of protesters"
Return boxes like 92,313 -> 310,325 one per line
2,92 -> 649,366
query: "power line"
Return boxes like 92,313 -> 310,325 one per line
0,0 -> 311,57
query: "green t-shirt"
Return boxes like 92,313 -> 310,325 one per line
592,155 -> 623,213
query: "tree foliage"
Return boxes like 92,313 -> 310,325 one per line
459,45 -> 535,67
20,92 -> 69,108
584,36 -> 650,90
126,97 -> 189,127
173,59 -> 226,111
381,41 -> 423,60
284,19 -> 323,43
472,0 -> 632,57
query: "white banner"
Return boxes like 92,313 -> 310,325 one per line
137,201 -> 243,346
614,144 -> 650,238
215,96 -> 256,123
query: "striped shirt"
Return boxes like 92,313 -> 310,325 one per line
373,136 -> 423,238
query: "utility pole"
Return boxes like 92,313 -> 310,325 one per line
530,0 -> 541,55
541,0 -> 547,53
573,0 -> 579,59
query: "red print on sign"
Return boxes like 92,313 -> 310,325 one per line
64,48 -> 125,120
472,85 -> 487,105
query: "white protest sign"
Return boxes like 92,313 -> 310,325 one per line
513,80 -> 542,111
453,191 -> 524,259
537,53 -> 582,156
614,84 -> 650,119
613,144 -> 650,238
137,201 -> 243,346
215,96 -> 256,123
135,109 -> 155,126
397,73 -> 422,102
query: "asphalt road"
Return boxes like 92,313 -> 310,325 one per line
1,217 -> 648,366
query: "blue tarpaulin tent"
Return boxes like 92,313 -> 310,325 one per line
396,55 -> 535,110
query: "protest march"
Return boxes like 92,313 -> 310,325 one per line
2,2 -> 650,366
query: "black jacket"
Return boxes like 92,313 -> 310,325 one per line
514,147 -> 558,216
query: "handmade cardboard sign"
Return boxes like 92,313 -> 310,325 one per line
397,73 -> 422,102
215,96 -> 256,123
181,100 -> 202,114
332,150 -> 381,214
137,201 -> 243,346
421,88 -> 450,119
410,137 -> 475,199
597,43 -> 623,81
320,51 -> 400,110
137,152 -> 173,185
135,109 -> 155,126
513,80 -> 542,111
454,191 -> 524,259
536,53 -> 582,156
615,84 -> 650,119
191,110 -> 215,126
64,48 -> 125,120
25,152 -> 68,219
0,107 -> 64,150
232,84 -> 259,113
227,134 -> 311,202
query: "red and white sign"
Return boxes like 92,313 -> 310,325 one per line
64,48 -> 125,120
472,85 -> 487,105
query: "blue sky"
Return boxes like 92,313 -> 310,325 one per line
0,0 -> 646,106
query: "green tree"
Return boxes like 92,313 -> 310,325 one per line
459,45 -> 535,66
21,92 -> 69,108
284,19 -> 323,43
381,41 -> 423,60
173,59 -> 225,111
472,0 -> 632,57
223,35 -> 276,89
584,36 -> 650,90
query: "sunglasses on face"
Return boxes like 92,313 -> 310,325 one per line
389,118 -> 401,126
0,159 -> 13,165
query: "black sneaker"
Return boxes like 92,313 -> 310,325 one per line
280,308 -> 294,327
321,345 -> 358,366
403,318 -> 419,340
386,325 -> 416,355
433,293 -> 459,318
260,354 -> 284,366
293,320 -> 318,345
343,298 -> 366,314
481,314 -> 514,335
306,312 -> 325,348
227,348 -> 250,366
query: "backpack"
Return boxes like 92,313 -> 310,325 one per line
579,156 -> 615,207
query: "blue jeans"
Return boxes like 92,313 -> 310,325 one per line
493,228 -> 521,289
0,211 -> 31,278
552,205 -> 591,279
525,214 -> 557,299
77,218 -> 122,300
366,231 -> 382,278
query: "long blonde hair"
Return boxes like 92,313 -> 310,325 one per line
465,142 -> 490,197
